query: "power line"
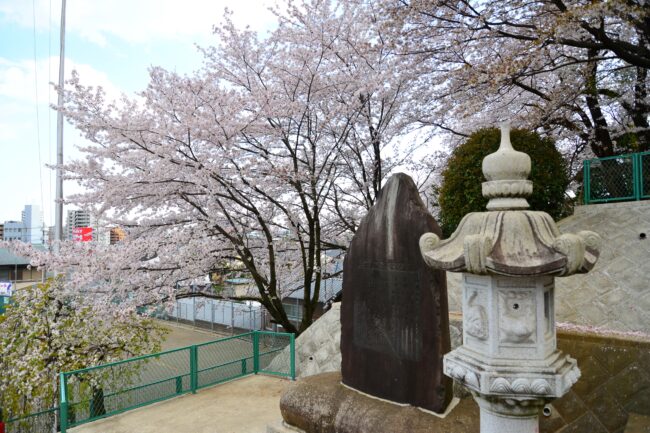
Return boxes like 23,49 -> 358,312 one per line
48,0 -> 54,228
32,0 -> 45,219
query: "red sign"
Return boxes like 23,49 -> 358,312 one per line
73,227 -> 93,242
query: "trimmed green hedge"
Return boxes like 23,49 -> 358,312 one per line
438,128 -> 569,237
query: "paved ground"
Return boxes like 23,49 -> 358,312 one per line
69,375 -> 289,433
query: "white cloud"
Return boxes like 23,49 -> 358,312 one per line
0,55 -> 125,224
0,56 -> 125,105
0,0 -> 278,225
0,0 -> 277,47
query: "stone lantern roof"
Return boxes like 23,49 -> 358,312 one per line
420,123 -> 601,277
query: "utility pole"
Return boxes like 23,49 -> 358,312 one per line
54,0 -> 67,246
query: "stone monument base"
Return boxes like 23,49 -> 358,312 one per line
272,372 -> 479,433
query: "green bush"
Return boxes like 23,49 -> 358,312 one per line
438,128 -> 570,237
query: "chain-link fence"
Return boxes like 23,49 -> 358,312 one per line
151,297 -> 267,334
5,407 -> 59,433
584,151 -> 650,204
58,331 -> 294,433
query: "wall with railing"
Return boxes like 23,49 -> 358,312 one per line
583,151 -> 650,204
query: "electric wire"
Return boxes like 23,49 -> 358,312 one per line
48,0 -> 53,233
32,0 -> 46,235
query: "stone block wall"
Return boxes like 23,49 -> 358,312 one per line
295,302 -> 342,378
281,310 -> 650,432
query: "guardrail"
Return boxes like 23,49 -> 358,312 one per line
58,331 -> 295,433
583,151 -> 650,204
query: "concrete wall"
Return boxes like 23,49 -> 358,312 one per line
447,201 -> 650,334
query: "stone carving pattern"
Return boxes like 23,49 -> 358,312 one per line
489,377 -> 552,395
463,234 -> 492,274
552,230 -> 602,275
578,230 -> 601,250
419,232 -> 440,269
465,290 -> 488,340
353,265 -> 422,360
445,362 -> 479,390
482,179 -> 533,198
498,290 -> 536,344
563,364 -> 581,388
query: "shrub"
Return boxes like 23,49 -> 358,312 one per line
438,128 -> 570,237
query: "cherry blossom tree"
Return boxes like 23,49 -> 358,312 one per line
383,0 -> 649,163
55,0 -> 415,334
0,277 -> 165,425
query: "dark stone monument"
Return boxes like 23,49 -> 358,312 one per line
340,173 -> 453,413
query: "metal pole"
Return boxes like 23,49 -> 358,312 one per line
211,300 -> 214,331
54,0 -> 67,246
231,301 -> 235,335
59,372 -> 68,433
290,333 -> 296,380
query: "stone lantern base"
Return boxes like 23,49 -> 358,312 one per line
473,395 -> 546,433
444,347 -> 580,400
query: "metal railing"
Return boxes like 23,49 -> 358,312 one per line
583,151 -> 650,204
5,407 -> 59,433
58,331 -> 295,433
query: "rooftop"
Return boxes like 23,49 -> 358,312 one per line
0,245 -> 46,266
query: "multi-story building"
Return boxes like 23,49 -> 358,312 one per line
1,205 -> 44,244
109,227 -> 126,244
0,223 -> 3,239
21,205 -> 43,244
3,221 -> 25,241
65,210 -> 93,241
65,210 -> 112,244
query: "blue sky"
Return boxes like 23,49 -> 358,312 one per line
0,0 -> 274,225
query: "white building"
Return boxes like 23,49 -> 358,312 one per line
3,221 -> 25,241
65,209 -> 110,244
65,209 -> 92,240
1,205 -> 44,244
22,205 -> 43,244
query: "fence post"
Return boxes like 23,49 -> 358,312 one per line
190,346 -> 198,394
59,373 -> 68,433
211,301 -> 215,331
290,333 -> 296,380
633,153 -> 641,201
231,301 -> 235,335
583,159 -> 591,205
253,332 -> 260,374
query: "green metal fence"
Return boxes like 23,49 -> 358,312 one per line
58,330 -> 295,433
5,407 -> 59,433
583,151 -> 650,204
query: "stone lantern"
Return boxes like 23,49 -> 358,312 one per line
419,124 -> 601,432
